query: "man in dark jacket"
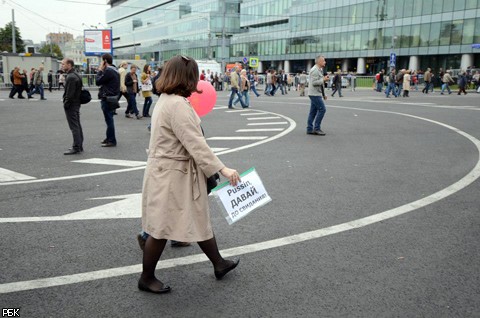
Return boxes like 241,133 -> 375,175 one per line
62,58 -> 83,155
96,53 -> 120,147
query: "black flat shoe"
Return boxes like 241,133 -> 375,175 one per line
214,259 -> 240,280
138,279 -> 171,294
64,149 -> 81,155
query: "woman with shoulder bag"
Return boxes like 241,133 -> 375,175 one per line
125,65 -> 142,119
141,65 -> 153,117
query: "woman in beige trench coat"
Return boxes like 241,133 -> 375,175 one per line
139,55 -> 241,294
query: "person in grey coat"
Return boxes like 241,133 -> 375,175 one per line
307,55 -> 329,136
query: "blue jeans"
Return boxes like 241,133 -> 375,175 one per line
234,90 -> 250,107
251,85 -> 260,97
376,82 -> 383,92
101,100 -> 116,145
385,83 -> 397,97
307,96 -> 326,132
441,83 -> 452,94
265,84 -> 272,95
143,96 -> 152,116
129,93 -> 139,115
332,85 -> 343,97
228,88 -> 246,108
28,84 -> 44,98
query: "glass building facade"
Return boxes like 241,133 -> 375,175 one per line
107,0 -> 480,73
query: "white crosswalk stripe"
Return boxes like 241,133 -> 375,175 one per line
247,122 -> 288,125
247,116 -> 281,120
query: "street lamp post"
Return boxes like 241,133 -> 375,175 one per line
200,15 -> 212,60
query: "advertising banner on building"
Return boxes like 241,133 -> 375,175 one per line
84,29 -> 112,56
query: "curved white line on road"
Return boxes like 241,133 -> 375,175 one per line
0,110 -> 295,186
0,107 -> 479,294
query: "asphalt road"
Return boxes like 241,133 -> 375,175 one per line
0,87 -> 479,317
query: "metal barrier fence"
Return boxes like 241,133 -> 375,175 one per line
0,74 -> 101,90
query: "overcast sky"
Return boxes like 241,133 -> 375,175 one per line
0,0 -> 109,43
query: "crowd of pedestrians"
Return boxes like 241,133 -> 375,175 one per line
375,67 -> 479,98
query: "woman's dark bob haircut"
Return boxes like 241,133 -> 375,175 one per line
156,55 -> 201,98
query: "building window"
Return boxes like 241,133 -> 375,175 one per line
462,19 -> 475,44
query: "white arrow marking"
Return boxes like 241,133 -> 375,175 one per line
0,194 -> 141,223
0,168 -> 36,182
72,158 -> 146,167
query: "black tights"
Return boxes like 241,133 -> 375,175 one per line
140,236 -> 232,289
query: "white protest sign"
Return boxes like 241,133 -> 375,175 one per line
212,167 -> 271,225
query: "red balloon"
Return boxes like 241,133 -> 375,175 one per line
187,81 -> 217,117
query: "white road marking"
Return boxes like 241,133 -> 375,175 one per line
247,117 -> 281,120
1,108 -> 479,294
240,113 -> 270,116
0,168 -> 36,182
0,166 -> 146,186
72,158 -> 146,167
213,106 -> 228,110
0,110 -> 295,185
211,147 -> 230,152
225,109 -> 251,113
247,122 -> 288,126
0,194 -> 141,223
207,136 -> 268,140
236,128 -> 284,132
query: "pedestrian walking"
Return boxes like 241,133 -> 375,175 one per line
28,66 -> 47,100
331,70 -> 343,97
8,67 -> 26,99
227,67 -> 247,109
141,64 -> 153,117
457,71 -> 468,95
118,61 -> 131,116
61,58 -> 83,155
139,55 -> 240,294
96,53 -> 120,147
440,70 -> 453,95
402,70 -> 411,97
58,72 -> 66,90
248,70 -> 260,97
233,69 -> 250,107
125,65 -> 142,119
375,70 -> 384,92
422,68 -> 432,94
307,55 -> 328,136
48,70 -> 53,92
385,69 -> 397,98
299,71 -> 307,96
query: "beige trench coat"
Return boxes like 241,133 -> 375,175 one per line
403,74 -> 411,91
142,94 -> 225,242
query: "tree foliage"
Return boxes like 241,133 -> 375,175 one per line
0,22 -> 25,53
39,43 -> 63,59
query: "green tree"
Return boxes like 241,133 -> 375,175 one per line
39,43 -> 63,59
0,22 -> 25,53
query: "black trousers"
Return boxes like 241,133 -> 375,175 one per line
9,85 -> 24,98
118,91 -> 131,113
64,104 -> 84,150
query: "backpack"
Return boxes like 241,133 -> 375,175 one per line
10,70 -> 14,83
375,73 -> 380,81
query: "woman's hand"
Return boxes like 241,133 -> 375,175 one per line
220,167 -> 241,186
